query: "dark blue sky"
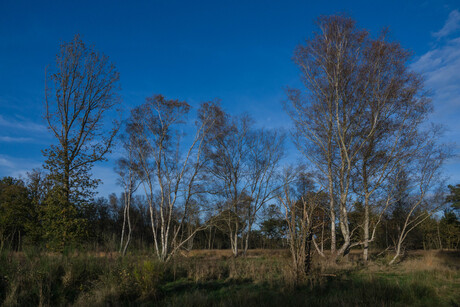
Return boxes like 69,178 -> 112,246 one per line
1,0 -> 459,197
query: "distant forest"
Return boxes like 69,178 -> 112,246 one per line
1,15 -> 459,270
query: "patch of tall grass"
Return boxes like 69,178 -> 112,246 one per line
0,249 -> 458,306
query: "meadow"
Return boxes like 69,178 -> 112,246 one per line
0,249 -> 458,306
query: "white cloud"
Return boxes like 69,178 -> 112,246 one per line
412,11 -> 460,183
0,114 -> 47,132
0,155 -> 42,178
412,37 -> 460,114
432,10 -> 460,39
0,136 -> 33,143
0,157 -> 14,168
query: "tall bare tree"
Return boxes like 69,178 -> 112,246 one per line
349,30 -> 432,261
115,131 -> 141,256
388,131 -> 449,264
128,95 -> 222,261
204,113 -> 284,256
44,34 -> 120,205
242,129 -> 285,254
205,115 -> 252,257
285,15 -> 434,261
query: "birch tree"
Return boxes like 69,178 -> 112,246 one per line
115,131 -> 141,256
204,114 -> 284,256
128,96 -> 222,261
205,115 -> 252,257
389,132 -> 448,264
285,16 -> 367,258
285,15 -> 433,261
242,129 -> 285,254
346,31 -> 432,262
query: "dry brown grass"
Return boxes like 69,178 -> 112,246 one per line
169,251 -> 291,285
182,248 -> 290,259
2,248 -> 458,306
395,250 -> 460,273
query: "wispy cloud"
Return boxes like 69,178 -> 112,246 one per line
0,136 -> 33,143
0,154 -> 42,178
412,10 -> 460,183
0,115 -> 47,132
412,37 -> 460,108
412,9 -> 460,119
0,157 -> 15,168
432,9 -> 460,39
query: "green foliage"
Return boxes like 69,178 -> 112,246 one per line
447,184 -> 460,211
260,218 -> 286,247
0,177 -> 35,250
439,210 -> 460,249
40,186 -> 89,251
133,260 -> 163,297
260,204 -> 287,247
43,149 -> 99,207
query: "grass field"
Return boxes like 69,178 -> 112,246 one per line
0,249 -> 459,306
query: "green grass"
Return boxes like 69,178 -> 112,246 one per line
0,249 -> 458,306
160,270 -> 459,306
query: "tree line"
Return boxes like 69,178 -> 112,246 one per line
1,15 -> 459,277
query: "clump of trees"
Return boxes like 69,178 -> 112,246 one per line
0,15 -> 458,280
284,15 -> 449,265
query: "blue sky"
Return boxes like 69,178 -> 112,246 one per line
0,0 -> 459,197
